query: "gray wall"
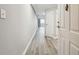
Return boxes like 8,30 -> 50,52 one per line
0,4 -> 38,54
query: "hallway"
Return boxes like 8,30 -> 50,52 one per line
0,4 -> 79,55
26,27 -> 57,55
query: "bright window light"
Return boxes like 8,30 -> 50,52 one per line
40,19 -> 45,23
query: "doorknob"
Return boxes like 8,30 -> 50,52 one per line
57,26 -> 60,28
57,21 -> 60,23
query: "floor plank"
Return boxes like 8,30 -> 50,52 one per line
26,27 -> 57,55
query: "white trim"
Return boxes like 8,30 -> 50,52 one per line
51,39 -> 58,50
22,28 -> 38,55
45,35 -> 58,40
45,35 -> 58,50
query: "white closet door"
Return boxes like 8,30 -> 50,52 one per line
45,10 -> 56,38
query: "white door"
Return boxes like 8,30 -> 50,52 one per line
58,4 -> 79,55
45,10 -> 56,38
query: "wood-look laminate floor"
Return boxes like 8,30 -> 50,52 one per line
26,27 -> 57,55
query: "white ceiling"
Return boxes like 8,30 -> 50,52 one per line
32,4 -> 57,19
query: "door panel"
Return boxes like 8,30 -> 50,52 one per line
58,4 -> 69,54
69,4 -> 79,55
70,5 -> 79,32
70,42 -> 79,55
58,4 -> 79,55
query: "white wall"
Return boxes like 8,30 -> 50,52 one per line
0,4 -> 38,54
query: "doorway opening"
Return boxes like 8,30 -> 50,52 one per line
38,18 -> 45,28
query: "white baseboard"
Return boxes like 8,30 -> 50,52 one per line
45,35 -> 58,40
45,35 -> 58,50
52,39 -> 58,50
22,28 -> 38,55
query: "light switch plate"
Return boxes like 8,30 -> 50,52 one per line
0,8 -> 7,19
